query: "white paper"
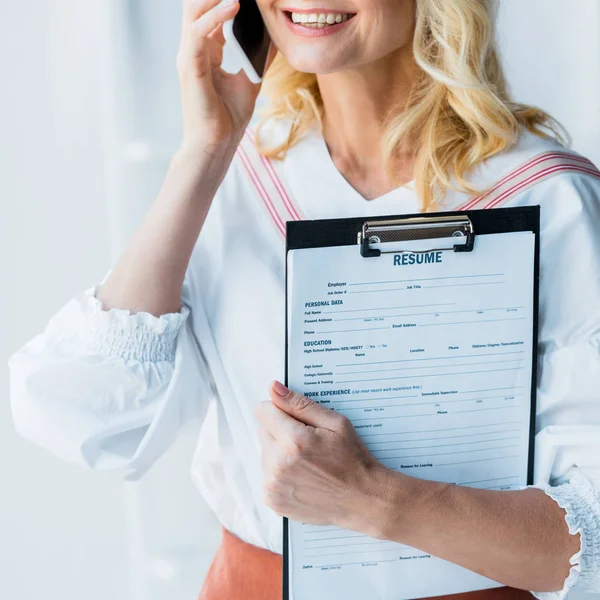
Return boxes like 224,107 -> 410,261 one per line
286,232 -> 536,600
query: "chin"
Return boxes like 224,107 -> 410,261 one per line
282,50 -> 350,75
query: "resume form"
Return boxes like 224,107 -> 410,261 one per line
286,232 -> 536,600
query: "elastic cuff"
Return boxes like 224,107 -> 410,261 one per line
528,470 -> 600,599
51,284 -> 190,363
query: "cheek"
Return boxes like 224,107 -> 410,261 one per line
366,2 -> 416,51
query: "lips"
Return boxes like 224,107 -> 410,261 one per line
279,6 -> 356,38
282,8 -> 357,30
288,11 -> 353,27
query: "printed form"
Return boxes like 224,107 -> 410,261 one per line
286,232 -> 536,600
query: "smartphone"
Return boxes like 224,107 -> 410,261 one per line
223,0 -> 271,84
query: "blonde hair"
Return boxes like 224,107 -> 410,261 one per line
256,0 -> 568,211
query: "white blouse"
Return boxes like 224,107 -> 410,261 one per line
8,117 -> 600,599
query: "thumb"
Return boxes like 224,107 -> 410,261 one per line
269,381 -> 344,431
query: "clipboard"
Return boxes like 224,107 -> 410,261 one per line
283,206 -> 540,600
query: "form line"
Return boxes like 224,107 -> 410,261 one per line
331,394 -> 419,404
371,437 -> 521,452
303,528 -> 343,534
335,351 -> 525,367
462,387 -> 525,394
349,288 -> 407,294
457,475 -> 520,486
303,534 -> 368,542
337,367 -> 524,384
334,307 -> 525,322
376,444 -> 521,461
306,548 -> 404,558
452,406 -> 522,414
305,541 -> 397,551
354,405 -> 518,422
315,559 -> 399,568
424,282 -> 503,289
438,455 -> 520,466
316,326 -> 389,334
348,274 -> 504,286
419,318 -> 526,327
324,303 -> 456,314
367,430 -> 521,445
360,421 -> 521,437
337,395 -> 523,412
335,359 -> 524,376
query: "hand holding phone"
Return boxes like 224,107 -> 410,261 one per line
178,0 -> 264,152
223,0 -> 272,83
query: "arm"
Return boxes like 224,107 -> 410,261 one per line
367,468 -> 578,592
97,0 -> 259,317
97,143 -> 235,317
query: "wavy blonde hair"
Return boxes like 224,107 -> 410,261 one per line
255,0 -> 568,211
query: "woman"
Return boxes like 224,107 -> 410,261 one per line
8,0 -> 600,599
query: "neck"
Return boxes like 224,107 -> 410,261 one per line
316,45 -> 419,199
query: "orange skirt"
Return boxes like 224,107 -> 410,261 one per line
199,528 -> 532,600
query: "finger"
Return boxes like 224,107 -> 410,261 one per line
257,424 -> 276,448
182,0 -> 191,29
192,0 -> 239,39
269,381 -> 347,431
208,22 -> 226,45
254,400 -> 307,441
184,0 -> 225,24
182,0 -> 210,31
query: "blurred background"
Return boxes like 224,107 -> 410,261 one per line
1,1 -> 599,599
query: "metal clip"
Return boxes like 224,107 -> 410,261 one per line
358,216 -> 475,258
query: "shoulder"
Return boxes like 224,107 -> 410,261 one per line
494,132 -> 600,233
446,129 -> 600,225
447,129 -> 599,198
471,135 -> 600,351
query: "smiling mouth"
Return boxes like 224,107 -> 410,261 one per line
284,10 -> 356,28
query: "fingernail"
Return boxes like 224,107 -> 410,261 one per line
272,381 -> 289,397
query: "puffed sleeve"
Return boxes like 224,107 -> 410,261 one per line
8,238 -> 216,481
522,171 -> 600,598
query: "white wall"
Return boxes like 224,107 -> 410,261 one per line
1,2 -> 599,600
0,3 -> 128,600
497,0 -> 600,165
0,2 -> 219,600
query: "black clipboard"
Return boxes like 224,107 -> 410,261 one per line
283,206 -> 540,600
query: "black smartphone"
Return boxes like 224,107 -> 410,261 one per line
224,0 -> 272,82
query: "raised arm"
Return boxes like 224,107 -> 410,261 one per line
98,0 -> 260,317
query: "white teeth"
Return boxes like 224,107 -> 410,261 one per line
290,11 -> 351,26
